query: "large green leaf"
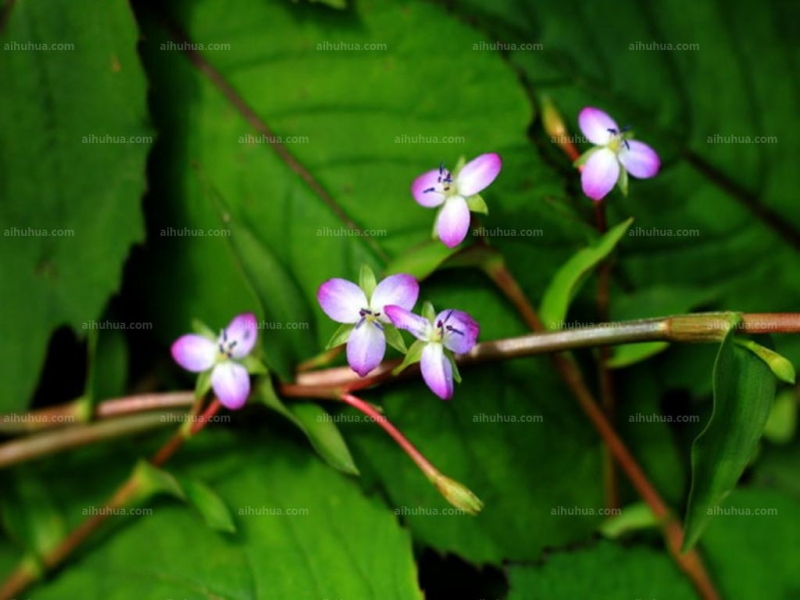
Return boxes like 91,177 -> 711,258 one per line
6,428 -> 422,600
0,0 -> 152,411
683,319 -> 776,550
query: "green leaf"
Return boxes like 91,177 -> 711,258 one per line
132,460 -> 186,502
597,502 -> 659,539
383,323 -> 408,353
0,469 -> 66,558
465,194 -> 489,215
392,339 -> 426,375
762,389 -> 797,445
0,0 -> 151,411
258,384 -> 359,475
240,354 -> 269,376
735,339 -> 796,384
539,217 -> 634,329
325,323 -> 355,350
421,301 -> 436,323
683,317 -> 777,550
85,327 -> 129,404
177,477 -> 237,534
359,264 -> 377,297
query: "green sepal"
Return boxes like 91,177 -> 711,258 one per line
452,155 -> 467,176
421,301 -> 436,323
735,339 -> 796,384
393,339 -> 426,375
466,194 -> 489,215
616,164 -> 629,197
241,354 -> 269,376
191,319 -> 217,340
447,351 -> 462,384
383,323 -> 408,353
194,369 -> 213,399
573,146 -> 600,168
359,264 -> 377,297
325,323 -> 354,350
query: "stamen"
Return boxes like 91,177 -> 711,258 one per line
446,325 -> 464,336
423,187 -> 436,193
607,127 -> 618,135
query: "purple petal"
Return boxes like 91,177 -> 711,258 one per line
421,343 -> 453,400
224,313 -> 258,359
371,274 -> 419,318
456,153 -> 502,196
581,148 -> 620,201
412,169 -> 446,208
171,334 -> 217,373
211,361 -> 250,410
618,140 -> 660,179
578,107 -> 619,145
385,305 -> 432,340
438,309 -> 479,354
346,321 -> 386,377
317,278 -> 367,323
436,196 -> 471,248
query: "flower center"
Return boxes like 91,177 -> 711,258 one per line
422,162 -> 457,198
356,308 -> 383,330
606,126 -> 631,153
217,329 -> 238,360
433,310 -> 462,343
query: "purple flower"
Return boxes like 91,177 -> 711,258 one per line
171,313 -> 258,410
577,107 -> 660,201
411,153 -> 502,248
318,269 -> 419,377
385,304 -> 479,400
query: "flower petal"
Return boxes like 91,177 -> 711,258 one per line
421,343 -> 453,400
346,320 -> 386,377
371,274 -> 419,317
171,334 -> 217,373
456,153 -> 502,196
578,107 -> 619,145
384,305 -> 432,340
618,140 -> 660,179
438,309 -> 479,354
581,148 -> 620,201
211,361 -> 250,410
224,312 -> 258,359
436,196 -> 471,248
411,168 -> 447,208
317,278 -> 367,323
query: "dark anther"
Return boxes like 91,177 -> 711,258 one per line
423,187 -> 436,193
446,325 -> 464,336
607,127 -> 618,135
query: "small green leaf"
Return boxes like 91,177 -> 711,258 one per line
195,369 -> 212,399
616,165 -> 629,196
240,354 -> 269,376
258,384 -> 359,475
597,502 -> 659,539
132,460 -> 186,502
177,478 -> 237,534
393,339 -> 426,375
539,217 -> 634,329
384,239 -> 460,281
682,317 -> 777,551
735,339 -> 796,384
448,352 -> 462,384
421,301 -> 436,323
359,264 -> 377,297
325,323 -> 355,350
465,194 -> 489,215
383,323 -> 408,353
762,389 -> 797,445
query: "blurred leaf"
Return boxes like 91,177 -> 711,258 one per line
177,477 -> 237,534
762,389 -> 797,445
85,328 -> 128,403
0,0 -> 152,411
507,540 -> 696,599
539,217 -> 633,329
597,502 -> 658,539
683,319 -> 776,550
0,469 -> 66,557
